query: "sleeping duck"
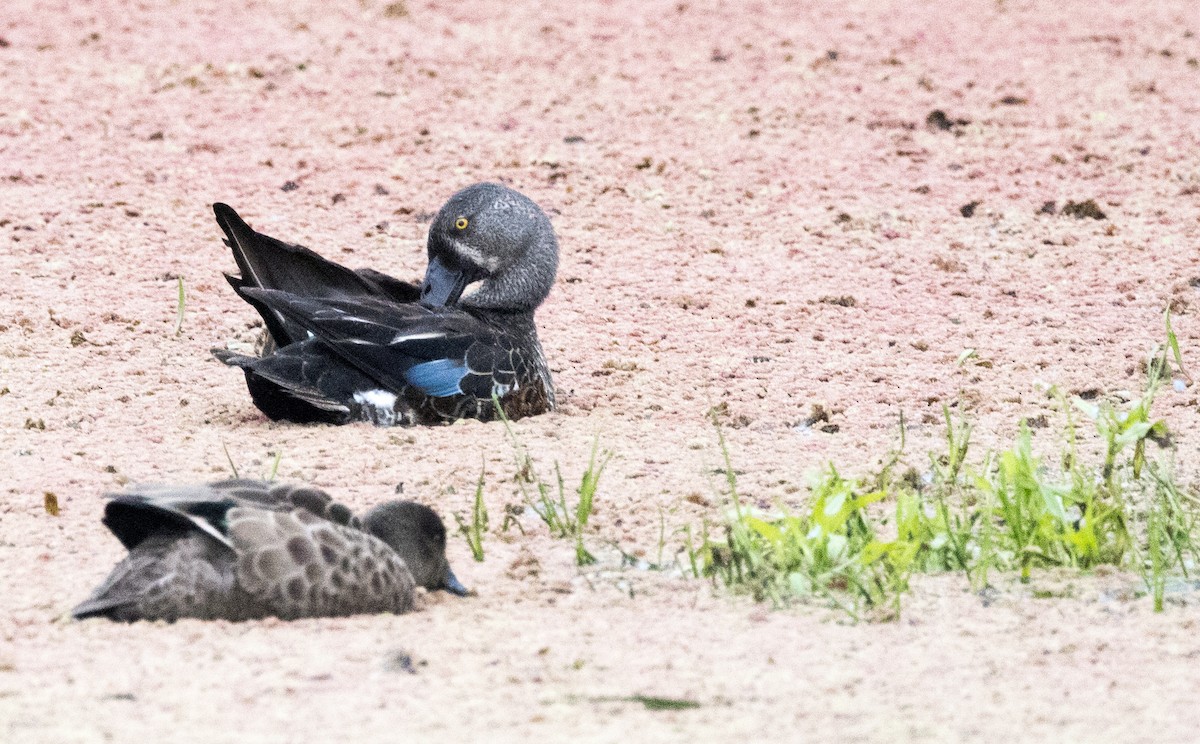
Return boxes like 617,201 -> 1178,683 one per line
72,479 -> 468,622
212,182 -> 558,426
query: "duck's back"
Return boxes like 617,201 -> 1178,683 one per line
225,505 -> 416,620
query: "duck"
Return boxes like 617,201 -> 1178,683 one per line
72,479 -> 469,622
211,182 -> 558,426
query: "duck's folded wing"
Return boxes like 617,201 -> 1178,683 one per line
239,288 -> 517,400
208,480 -> 359,527
102,481 -> 361,552
101,488 -> 237,551
213,204 -> 420,345
227,507 -> 416,619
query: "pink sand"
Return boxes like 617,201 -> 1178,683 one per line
3,0 -> 1200,740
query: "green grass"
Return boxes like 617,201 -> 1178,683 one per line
1141,463 -> 1199,611
694,311 -> 1198,620
694,422 -> 916,622
494,395 -> 611,565
220,444 -> 283,481
453,463 -> 489,562
506,434 -> 610,566
430,314 -> 1196,618
222,442 -> 240,478
576,695 -> 702,711
174,276 -> 186,336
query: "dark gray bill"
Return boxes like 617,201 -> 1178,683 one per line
442,568 -> 470,596
421,255 -> 468,307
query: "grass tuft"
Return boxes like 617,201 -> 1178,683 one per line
696,426 -> 914,622
494,395 -> 611,565
695,312 -> 1197,619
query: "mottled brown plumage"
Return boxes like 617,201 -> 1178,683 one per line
72,480 -> 466,622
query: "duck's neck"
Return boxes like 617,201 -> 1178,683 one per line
470,308 -> 538,338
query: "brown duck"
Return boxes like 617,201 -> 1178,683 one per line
72,479 -> 468,622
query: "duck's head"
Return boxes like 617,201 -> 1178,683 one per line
361,500 -> 469,596
421,182 -> 559,313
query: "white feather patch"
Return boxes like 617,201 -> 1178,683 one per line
389,331 -> 446,345
450,237 -> 502,273
353,389 -> 398,410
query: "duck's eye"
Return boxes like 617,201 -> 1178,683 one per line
454,217 -> 469,230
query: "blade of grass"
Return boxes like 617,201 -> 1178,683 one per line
221,442 -> 239,479
1165,307 -> 1192,385
454,462 -> 489,562
174,276 -> 186,336
266,449 -> 282,481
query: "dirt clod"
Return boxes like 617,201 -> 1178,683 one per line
926,109 -> 970,132
1061,199 -> 1107,219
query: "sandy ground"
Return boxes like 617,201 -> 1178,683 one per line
3,0 -> 1200,741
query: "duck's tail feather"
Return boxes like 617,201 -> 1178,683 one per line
71,594 -> 133,620
212,203 -> 420,346
101,492 -> 235,552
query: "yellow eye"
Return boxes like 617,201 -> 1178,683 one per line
455,217 -> 468,230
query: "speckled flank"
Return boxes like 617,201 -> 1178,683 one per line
2,0 -> 1200,741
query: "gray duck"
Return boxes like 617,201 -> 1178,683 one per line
212,182 -> 558,426
72,479 -> 467,622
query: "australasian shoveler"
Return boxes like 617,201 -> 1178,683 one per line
212,182 -> 558,426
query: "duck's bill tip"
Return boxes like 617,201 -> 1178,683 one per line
442,569 -> 471,597
420,256 -> 468,307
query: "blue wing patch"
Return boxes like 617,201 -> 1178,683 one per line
404,359 -> 468,397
